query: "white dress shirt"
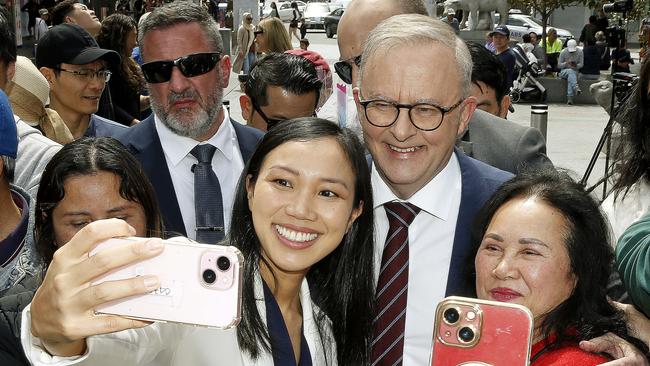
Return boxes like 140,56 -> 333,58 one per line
372,152 -> 462,366
154,108 -> 245,239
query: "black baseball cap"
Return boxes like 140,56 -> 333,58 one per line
36,24 -> 120,69
489,25 -> 510,38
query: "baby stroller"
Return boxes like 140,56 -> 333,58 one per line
510,44 -> 547,103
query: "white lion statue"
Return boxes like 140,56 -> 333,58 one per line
443,0 -> 510,31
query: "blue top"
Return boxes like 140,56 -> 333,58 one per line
84,114 -> 128,138
263,280 -> 313,366
0,190 -> 28,268
497,48 -> 516,89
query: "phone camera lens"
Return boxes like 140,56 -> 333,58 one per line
216,256 -> 231,271
458,326 -> 475,343
202,269 -> 216,284
443,308 -> 460,324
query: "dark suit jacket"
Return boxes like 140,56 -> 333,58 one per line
112,114 -> 263,236
458,109 -> 553,174
85,114 -> 128,137
445,149 -> 513,296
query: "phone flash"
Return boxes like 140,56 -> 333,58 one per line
466,311 -> 476,321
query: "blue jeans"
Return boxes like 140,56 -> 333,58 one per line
559,69 -> 578,97
243,51 -> 256,75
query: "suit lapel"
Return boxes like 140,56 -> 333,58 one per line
445,150 -> 486,297
119,115 -> 187,237
231,119 -> 262,162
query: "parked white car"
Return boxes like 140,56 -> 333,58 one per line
302,2 -> 331,30
261,1 -> 306,22
494,14 -> 574,43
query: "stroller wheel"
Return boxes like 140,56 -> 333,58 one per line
510,90 -> 521,103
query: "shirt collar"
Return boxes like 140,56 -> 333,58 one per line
155,107 -> 234,166
371,152 -> 461,221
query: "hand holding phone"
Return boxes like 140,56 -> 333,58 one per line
430,296 -> 534,366
29,219 -> 163,357
90,237 -> 243,329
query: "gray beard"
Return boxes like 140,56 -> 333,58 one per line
150,86 -> 223,139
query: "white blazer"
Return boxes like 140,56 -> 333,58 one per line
22,276 -> 337,366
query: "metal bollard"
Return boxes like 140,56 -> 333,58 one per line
530,104 -> 548,141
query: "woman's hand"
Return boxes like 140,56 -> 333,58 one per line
615,302 -> 650,348
29,219 -> 164,357
579,333 -> 649,366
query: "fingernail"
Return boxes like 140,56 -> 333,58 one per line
143,275 -> 159,289
147,238 -> 163,252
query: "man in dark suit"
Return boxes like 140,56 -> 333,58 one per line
113,2 -> 263,241
462,42 -> 553,174
344,6 -> 512,364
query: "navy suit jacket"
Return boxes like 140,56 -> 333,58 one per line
445,149 -> 512,296
112,114 -> 263,236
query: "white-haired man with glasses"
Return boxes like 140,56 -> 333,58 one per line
354,14 -> 512,365
36,24 -> 126,139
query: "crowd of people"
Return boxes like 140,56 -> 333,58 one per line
1,0 -> 650,365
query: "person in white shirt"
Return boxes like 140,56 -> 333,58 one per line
109,2 -> 263,242
34,9 -> 49,40
352,13 -> 511,365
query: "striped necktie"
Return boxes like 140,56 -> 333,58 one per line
371,201 -> 421,366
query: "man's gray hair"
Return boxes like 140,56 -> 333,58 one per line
138,1 -> 223,58
1,155 -> 15,184
397,0 -> 429,15
358,14 -> 473,97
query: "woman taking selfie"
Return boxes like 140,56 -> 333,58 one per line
22,118 -> 374,365
0,137 -> 162,365
470,170 -> 647,365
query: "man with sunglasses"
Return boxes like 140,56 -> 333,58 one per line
114,2 -> 262,242
240,52 -> 321,131
36,24 -> 126,140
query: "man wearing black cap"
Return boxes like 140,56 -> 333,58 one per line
490,25 -> 516,89
36,24 -> 125,139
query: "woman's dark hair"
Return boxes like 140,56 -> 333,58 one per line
610,60 -> 650,199
468,169 -> 648,354
35,137 -> 162,264
96,13 -> 146,94
291,1 -> 298,9
232,117 -> 374,365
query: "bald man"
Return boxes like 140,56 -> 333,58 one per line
329,0 -> 552,175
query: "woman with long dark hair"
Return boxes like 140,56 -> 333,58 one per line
96,14 -> 149,126
470,170 -> 647,364
22,118 -> 375,366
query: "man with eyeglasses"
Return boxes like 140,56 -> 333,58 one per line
114,2 -> 262,241
354,14 -> 511,365
332,0 -> 550,175
240,52 -> 321,131
36,24 -> 126,140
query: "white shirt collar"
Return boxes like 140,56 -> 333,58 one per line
155,107 -> 234,166
371,151 -> 461,221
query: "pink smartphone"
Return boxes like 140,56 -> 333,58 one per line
90,237 -> 243,329
431,296 -> 534,366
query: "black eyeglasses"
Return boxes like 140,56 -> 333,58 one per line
334,54 -> 361,85
53,67 -> 112,82
358,98 -> 464,131
251,99 -> 317,131
251,100 -> 284,130
141,52 -> 221,83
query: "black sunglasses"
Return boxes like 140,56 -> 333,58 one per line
141,52 -> 221,83
334,54 -> 361,85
